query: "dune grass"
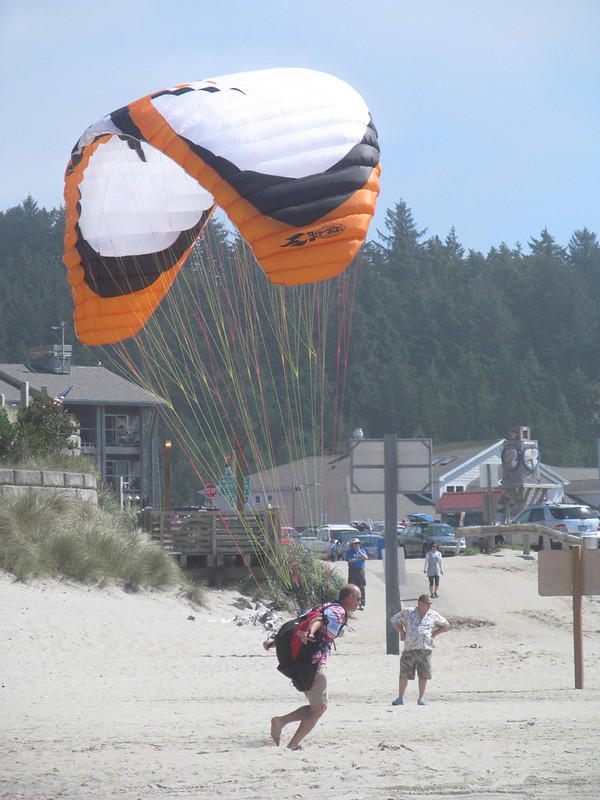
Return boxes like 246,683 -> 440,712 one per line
1,452 -> 99,475
0,489 -> 206,604
244,541 -> 345,613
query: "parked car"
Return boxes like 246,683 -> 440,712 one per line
303,524 -> 357,560
511,503 -> 600,550
353,533 -> 384,559
351,520 -> 374,532
333,528 -> 384,559
366,521 -> 406,536
279,526 -> 301,543
398,521 -> 460,558
333,526 -> 367,558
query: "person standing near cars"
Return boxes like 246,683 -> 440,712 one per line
424,541 -> 443,598
345,538 -> 367,609
390,595 -> 450,706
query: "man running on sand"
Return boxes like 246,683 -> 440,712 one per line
269,584 -> 361,750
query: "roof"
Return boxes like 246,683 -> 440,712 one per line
0,377 -> 21,404
436,488 -> 503,512
548,466 -> 597,482
432,439 -> 504,480
0,363 -> 167,407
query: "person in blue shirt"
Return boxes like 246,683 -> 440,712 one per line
345,538 -> 367,609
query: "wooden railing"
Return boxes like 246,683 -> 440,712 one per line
462,523 -> 600,554
140,508 -> 281,570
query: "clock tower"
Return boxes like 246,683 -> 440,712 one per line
501,425 -> 540,485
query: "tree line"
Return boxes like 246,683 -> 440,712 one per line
1,196 -> 599,469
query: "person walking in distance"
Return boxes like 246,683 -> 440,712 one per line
390,595 -> 450,706
344,538 -> 367,609
424,541 -> 443,598
269,584 -> 361,750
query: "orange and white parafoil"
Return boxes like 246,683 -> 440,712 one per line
63,68 -> 380,345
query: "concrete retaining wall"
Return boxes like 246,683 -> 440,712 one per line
0,468 -> 98,504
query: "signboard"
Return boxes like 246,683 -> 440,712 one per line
350,438 -> 432,494
538,549 -> 600,596
220,475 -> 250,499
205,483 -> 217,498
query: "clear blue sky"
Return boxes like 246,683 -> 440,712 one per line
1,0 -> 599,254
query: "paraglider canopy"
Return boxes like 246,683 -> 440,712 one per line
63,67 -> 381,345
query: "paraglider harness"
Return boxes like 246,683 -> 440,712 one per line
266,602 -> 346,692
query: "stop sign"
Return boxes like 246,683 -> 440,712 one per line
205,483 -> 217,498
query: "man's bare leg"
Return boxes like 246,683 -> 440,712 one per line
397,676 -> 409,700
270,704 -> 326,748
271,705 -> 308,745
286,704 -> 326,749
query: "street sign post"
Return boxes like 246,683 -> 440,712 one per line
350,435 -> 433,655
220,475 -> 250,500
350,438 -> 432,494
539,547 -> 600,689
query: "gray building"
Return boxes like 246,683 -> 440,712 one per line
244,431 -> 581,530
0,346 -> 167,507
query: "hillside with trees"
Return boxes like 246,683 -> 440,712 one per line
2,196 -> 600,472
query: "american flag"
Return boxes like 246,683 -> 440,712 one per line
53,386 -> 73,407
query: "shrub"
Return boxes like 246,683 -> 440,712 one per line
244,541 -> 345,613
0,490 -> 202,599
11,395 -> 76,460
0,409 -> 14,457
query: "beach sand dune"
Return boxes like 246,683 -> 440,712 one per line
2,548 -> 600,799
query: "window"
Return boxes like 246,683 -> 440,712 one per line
105,413 -> 139,446
106,459 -> 140,490
550,505 -> 595,521
106,459 -> 130,484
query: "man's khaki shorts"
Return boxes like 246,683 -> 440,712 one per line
304,664 -> 327,705
400,649 -> 432,680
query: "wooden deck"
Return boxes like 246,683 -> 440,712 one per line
141,508 -> 281,577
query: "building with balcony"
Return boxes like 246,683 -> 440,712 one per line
0,347 -> 167,507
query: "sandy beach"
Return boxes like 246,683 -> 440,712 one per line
2,547 -> 600,800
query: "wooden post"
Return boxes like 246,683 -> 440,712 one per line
162,440 -> 172,512
484,465 -> 493,525
572,545 -> 584,689
211,509 -> 217,559
235,435 -> 247,513
384,434 -> 400,655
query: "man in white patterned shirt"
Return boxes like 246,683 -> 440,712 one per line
390,595 -> 450,706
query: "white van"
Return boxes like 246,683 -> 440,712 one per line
303,524 -> 357,560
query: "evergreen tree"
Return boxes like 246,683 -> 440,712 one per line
4,195 -> 600,477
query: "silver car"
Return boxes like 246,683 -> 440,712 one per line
512,503 -> 600,550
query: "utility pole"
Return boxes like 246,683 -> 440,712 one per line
384,433 -> 401,655
235,435 -> 247,512
163,440 -> 172,512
